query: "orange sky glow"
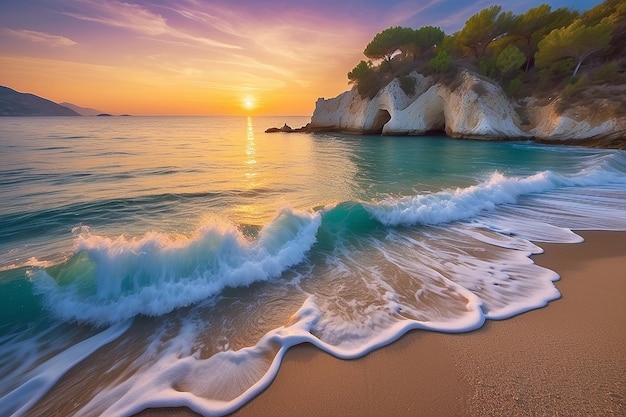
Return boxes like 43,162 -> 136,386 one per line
0,0 -> 602,116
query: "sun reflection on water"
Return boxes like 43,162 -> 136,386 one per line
245,117 -> 257,169
235,117 -> 263,224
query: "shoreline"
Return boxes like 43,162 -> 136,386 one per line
233,230 -> 626,416
264,125 -> 626,150
137,230 -> 626,417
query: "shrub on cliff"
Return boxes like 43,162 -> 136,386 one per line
348,60 -> 387,98
506,77 -> 523,97
496,44 -> 526,80
429,51 -> 451,73
348,60 -> 373,84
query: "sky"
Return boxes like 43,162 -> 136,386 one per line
0,0 -> 604,116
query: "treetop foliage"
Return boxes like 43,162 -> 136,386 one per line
457,5 -> 515,60
535,18 -> 613,77
348,0 -> 624,99
363,26 -> 444,64
429,50 -> 451,74
348,60 -> 372,84
363,26 -> 412,63
496,44 -> 526,78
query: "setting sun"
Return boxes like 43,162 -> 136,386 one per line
243,97 -> 255,110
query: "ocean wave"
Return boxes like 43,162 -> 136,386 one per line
26,157 -> 626,328
29,208 -> 321,326
366,162 -> 626,227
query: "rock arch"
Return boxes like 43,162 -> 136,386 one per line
368,109 -> 392,134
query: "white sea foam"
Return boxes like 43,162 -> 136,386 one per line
29,208 -> 321,326
367,164 -> 626,227
0,321 -> 130,417
72,294 -> 483,417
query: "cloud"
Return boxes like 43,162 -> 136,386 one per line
59,0 -> 242,50
433,0 -> 499,32
3,29 -> 77,46
61,1 -> 167,35
147,1 -> 367,87
384,0 -> 445,27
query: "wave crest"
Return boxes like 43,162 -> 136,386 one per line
30,208 -> 321,326
367,166 -> 626,227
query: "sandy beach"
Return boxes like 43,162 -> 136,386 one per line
234,230 -> 626,417
137,230 -> 626,417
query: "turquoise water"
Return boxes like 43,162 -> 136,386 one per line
1,116 -> 626,416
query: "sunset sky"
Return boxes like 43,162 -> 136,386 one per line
0,0 -> 603,116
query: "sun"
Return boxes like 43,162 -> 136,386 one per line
243,97 -> 255,111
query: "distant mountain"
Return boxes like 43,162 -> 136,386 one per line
0,86 -> 79,116
59,102 -> 104,116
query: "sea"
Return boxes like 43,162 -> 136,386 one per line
1,116 -> 626,416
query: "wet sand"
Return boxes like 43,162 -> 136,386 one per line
140,230 -> 626,417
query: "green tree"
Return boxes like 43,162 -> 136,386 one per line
458,5 -> 515,60
347,60 -> 382,98
582,0 -> 626,26
411,26 -> 445,58
348,60 -> 373,84
583,0 -> 626,63
478,55 -> 497,78
428,50 -> 451,73
506,77 -> 523,96
535,19 -> 613,77
496,44 -> 526,79
364,26 -> 413,67
507,4 -> 578,72
438,33 -> 462,57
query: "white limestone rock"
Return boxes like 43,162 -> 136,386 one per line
310,70 -> 529,139
441,71 -> 529,139
527,97 -> 626,141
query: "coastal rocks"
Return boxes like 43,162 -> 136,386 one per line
264,123 -> 337,134
309,73 -> 434,134
265,123 -> 319,133
527,97 -> 626,143
442,72 -> 529,139
381,85 -> 445,135
265,123 -> 295,133
269,70 -> 624,146
309,70 -> 530,140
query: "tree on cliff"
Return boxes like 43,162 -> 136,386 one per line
458,5 -> 515,60
582,0 -> 626,26
348,60 -> 381,97
364,26 -> 413,68
348,60 -> 373,84
496,44 -> 525,80
582,0 -> 626,58
506,4 -> 579,72
411,26 -> 445,58
428,50 -> 451,73
347,1 -> 623,100
364,26 -> 445,65
535,19 -> 613,78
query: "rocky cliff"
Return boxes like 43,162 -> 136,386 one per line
527,95 -> 626,144
309,70 -> 626,144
